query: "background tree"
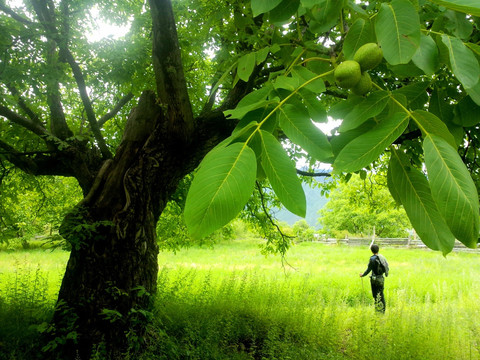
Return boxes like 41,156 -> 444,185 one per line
1,0 -> 480,358
292,219 -> 316,242
0,167 -> 82,247
318,173 -> 411,238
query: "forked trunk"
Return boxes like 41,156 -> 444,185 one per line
48,91 -> 192,359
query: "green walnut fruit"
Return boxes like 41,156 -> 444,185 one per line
351,72 -> 372,96
353,43 -> 383,72
334,60 -> 362,89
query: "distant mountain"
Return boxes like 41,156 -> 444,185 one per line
272,179 -> 330,229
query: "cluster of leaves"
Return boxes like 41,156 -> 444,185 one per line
0,166 -> 82,245
184,0 -> 480,255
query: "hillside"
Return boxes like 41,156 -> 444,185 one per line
273,180 -> 330,228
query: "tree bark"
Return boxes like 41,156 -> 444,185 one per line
49,91 -> 199,359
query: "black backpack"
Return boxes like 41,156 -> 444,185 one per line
373,255 -> 385,275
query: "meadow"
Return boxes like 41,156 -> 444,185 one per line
0,238 -> 479,359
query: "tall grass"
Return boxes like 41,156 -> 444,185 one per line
147,239 -> 480,359
0,249 -> 68,359
0,240 -> 479,359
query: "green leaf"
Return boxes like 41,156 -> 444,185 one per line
333,112 -> 409,173
231,121 -> 259,144
237,52 -> 256,82
427,0 -> 480,17
424,135 -> 480,248
441,34 -> 480,89
466,42 -> 480,58
256,47 -> 270,64
274,75 -> 300,91
269,0 -> 300,24
443,10 -> 473,40
224,85 -> 273,119
301,0 -> 320,7
184,143 -> 257,239
278,104 -> 333,162
428,87 -> 454,122
290,66 -> 326,93
453,96 -> 480,127
339,91 -> 390,132
375,0 -> 421,65
465,81 -> 480,106
251,0 -> 283,17
309,0 -> 343,34
392,81 -> 430,109
412,34 -> 439,76
388,150 -> 455,254
330,119 -> 376,156
343,18 -> 375,60
328,95 -> 364,120
411,110 -> 456,148
258,130 -> 306,217
297,89 -> 327,122
386,160 -> 402,205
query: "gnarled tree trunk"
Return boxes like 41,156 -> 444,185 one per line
51,91 -> 198,359
0,0 -> 254,356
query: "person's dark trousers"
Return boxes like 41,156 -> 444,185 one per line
370,276 -> 385,313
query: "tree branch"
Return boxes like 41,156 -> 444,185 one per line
148,0 -> 194,137
29,0 -> 73,141
30,0 -> 112,158
98,93 -> 134,128
297,169 -> 331,177
58,0 -> 111,158
62,49 -> 112,158
0,3 -> 35,26
0,139 -> 39,174
0,106 -> 50,138
6,84 -> 42,126
30,0 -> 57,35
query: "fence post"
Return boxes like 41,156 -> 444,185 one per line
369,226 -> 375,248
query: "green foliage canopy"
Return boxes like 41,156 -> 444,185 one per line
1,0 -> 480,256
183,0 -> 480,255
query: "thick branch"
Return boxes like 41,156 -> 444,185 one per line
0,139 -> 39,174
0,106 -> 50,138
6,84 -> 42,125
45,42 -> 73,140
0,3 -> 35,25
29,0 -> 73,141
30,0 -> 57,35
98,93 -> 134,128
148,0 -> 194,137
62,49 -> 112,158
58,0 -> 111,158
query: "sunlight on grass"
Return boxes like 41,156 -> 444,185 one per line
0,239 -> 479,359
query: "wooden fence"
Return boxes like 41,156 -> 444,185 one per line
308,235 -> 480,253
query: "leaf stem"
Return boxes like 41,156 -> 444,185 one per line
371,82 -> 428,135
299,57 -> 332,66
285,49 -> 307,76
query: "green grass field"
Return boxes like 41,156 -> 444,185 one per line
0,238 -> 479,359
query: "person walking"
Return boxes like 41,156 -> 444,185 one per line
360,244 -> 389,312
